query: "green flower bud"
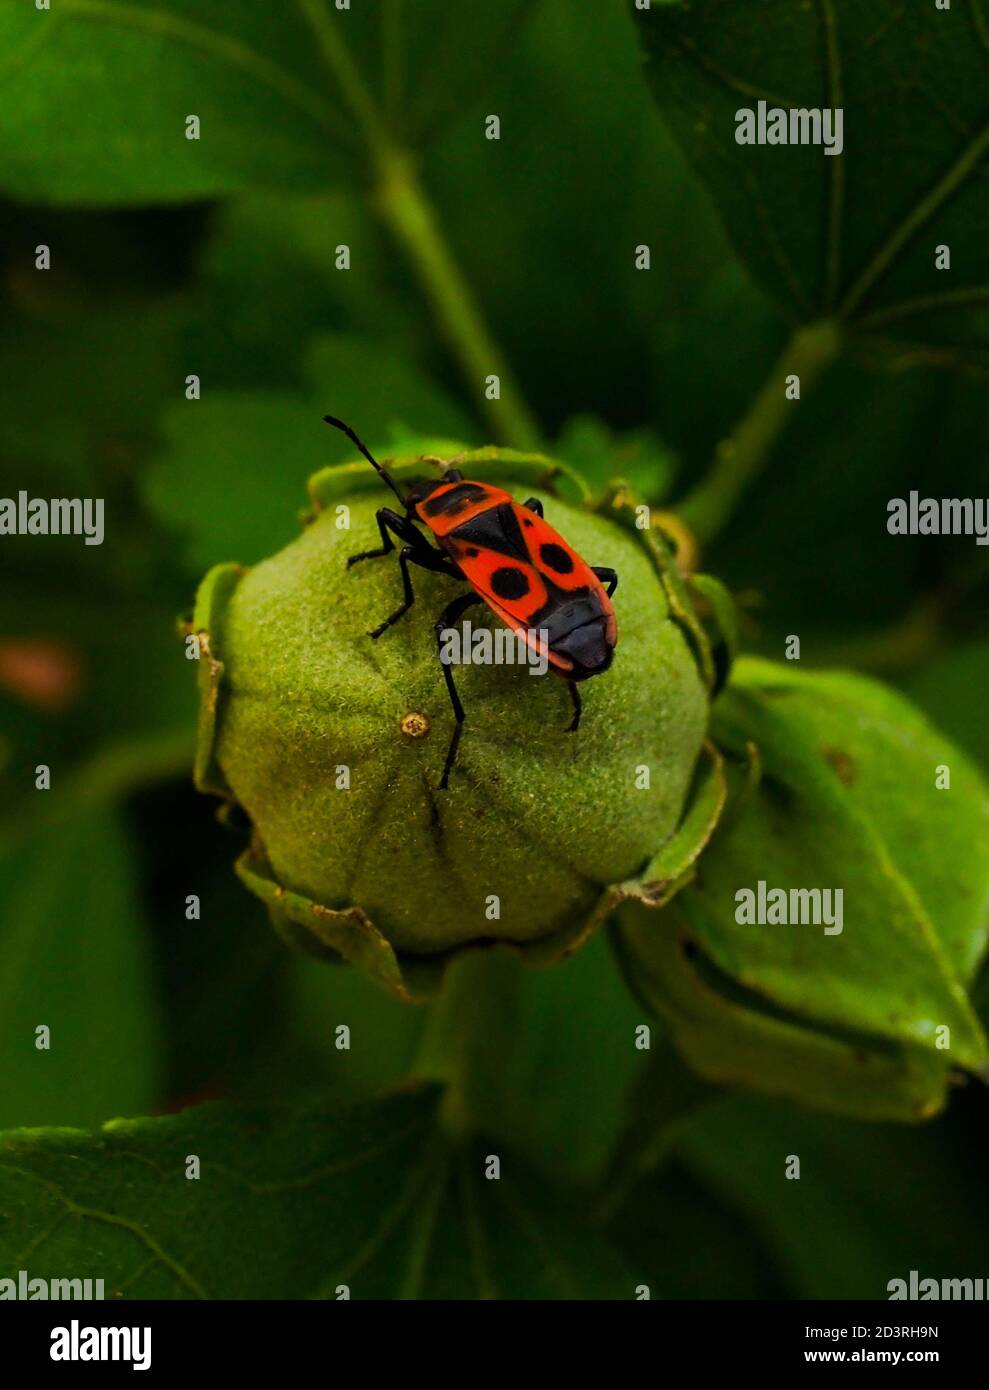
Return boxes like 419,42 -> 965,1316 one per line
614,659 -> 989,1122
192,450 -> 718,999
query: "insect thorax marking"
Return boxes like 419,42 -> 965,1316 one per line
452,502 -> 528,559
422,481 -> 490,519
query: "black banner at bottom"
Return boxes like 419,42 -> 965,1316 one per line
1,1297 -> 981,1374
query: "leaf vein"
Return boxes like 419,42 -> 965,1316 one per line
0,1164 -> 209,1299
840,119 -> 989,318
53,0 -> 351,147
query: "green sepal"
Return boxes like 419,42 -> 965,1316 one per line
593,479 -> 719,692
687,573 -> 738,694
624,740 -> 726,907
235,844 -> 431,1003
306,447 -> 592,515
191,561 -> 244,798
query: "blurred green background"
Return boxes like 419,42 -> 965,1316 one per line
1,0 -> 988,1298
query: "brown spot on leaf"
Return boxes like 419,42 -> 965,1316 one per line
823,746 -> 857,785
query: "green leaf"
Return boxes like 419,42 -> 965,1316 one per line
0,0 -> 343,203
0,583 -> 196,764
554,415 -> 677,501
636,1 -> 989,366
0,809 -> 161,1129
0,0 -> 529,206
425,0 -> 776,439
181,190 -> 423,391
344,0 -> 532,149
677,1094 -> 989,1299
606,1159 -> 785,1300
142,333 -> 474,571
0,294 -> 200,813
615,658 -> 989,1120
905,641 -> 989,779
709,363 -> 989,640
0,1089 -> 633,1298
0,300 -> 184,490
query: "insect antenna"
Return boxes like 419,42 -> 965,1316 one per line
323,414 -> 406,506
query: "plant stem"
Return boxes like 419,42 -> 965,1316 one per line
375,152 -> 541,449
412,947 -> 522,1141
296,0 -> 540,449
678,321 -> 841,545
816,596 -> 945,675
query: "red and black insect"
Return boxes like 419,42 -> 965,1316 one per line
324,416 -> 618,788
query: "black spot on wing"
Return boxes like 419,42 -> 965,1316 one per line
490,566 -> 530,601
540,541 -> 574,574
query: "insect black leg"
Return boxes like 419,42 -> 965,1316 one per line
368,546 -> 421,638
347,507 -> 417,567
434,592 -> 482,789
592,565 -> 618,597
523,497 -> 544,517
350,509 -> 460,637
566,679 -> 582,733
368,536 -> 460,638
